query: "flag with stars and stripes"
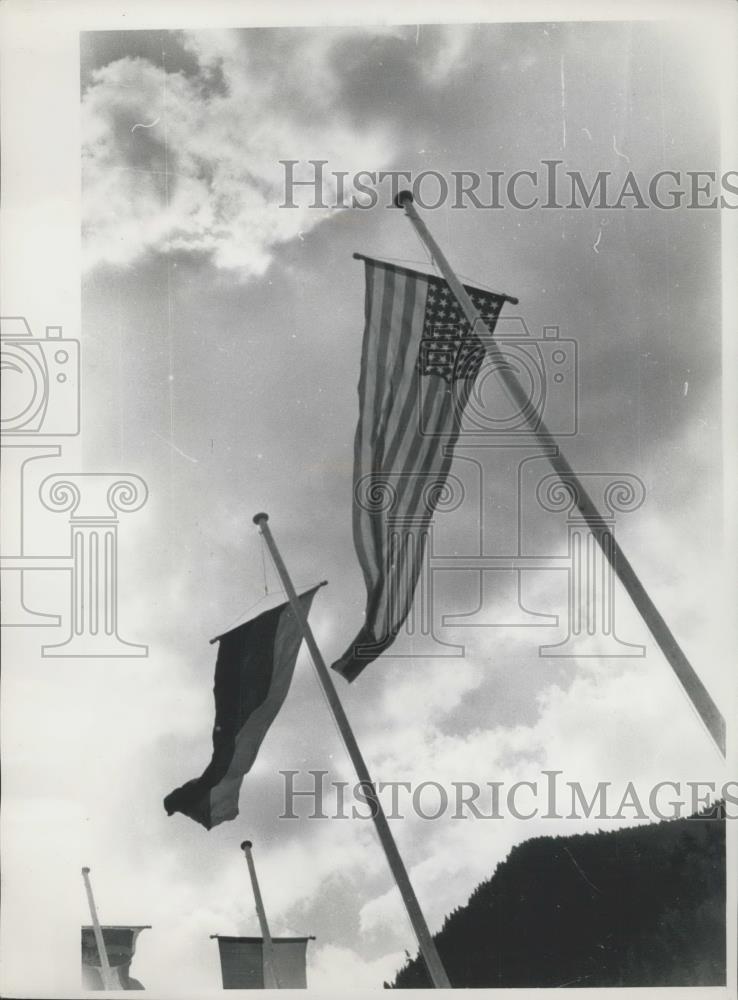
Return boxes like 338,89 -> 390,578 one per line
331,255 -> 516,682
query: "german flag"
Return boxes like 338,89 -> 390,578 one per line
164,585 -> 321,829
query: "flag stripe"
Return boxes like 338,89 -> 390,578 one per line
354,271 -> 427,606
333,256 -> 512,680
164,587 -> 319,828
351,265 -> 378,595
376,382 -> 456,638
368,289 -> 436,638
372,378 -> 448,638
355,265 -> 388,589
377,269 -> 416,440
372,265 -> 397,464
369,266 -> 403,567
208,597 -> 311,825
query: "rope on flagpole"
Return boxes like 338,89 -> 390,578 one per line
209,572 -> 329,645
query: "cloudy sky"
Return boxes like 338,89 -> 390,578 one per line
2,12 -> 734,998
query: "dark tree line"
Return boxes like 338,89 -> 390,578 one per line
388,803 -> 725,988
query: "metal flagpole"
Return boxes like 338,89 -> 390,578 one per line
252,513 -> 452,990
393,189 -> 726,758
81,867 -> 114,991
240,841 -> 281,989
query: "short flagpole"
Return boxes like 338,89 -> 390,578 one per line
81,867 -> 114,991
241,841 -> 281,989
252,513 -> 451,990
393,190 -> 726,759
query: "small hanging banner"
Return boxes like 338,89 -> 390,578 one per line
212,935 -> 312,989
81,925 -> 150,990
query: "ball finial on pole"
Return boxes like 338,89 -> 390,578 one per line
393,190 -> 414,209
239,839 -> 280,988
252,512 -> 269,525
81,865 -> 114,989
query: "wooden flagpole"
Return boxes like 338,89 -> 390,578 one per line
240,841 -> 281,989
393,189 -> 726,758
81,867 -> 114,991
252,513 -> 451,990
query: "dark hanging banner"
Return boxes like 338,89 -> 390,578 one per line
165,586 -> 322,829
81,925 -> 150,990
212,935 -> 312,989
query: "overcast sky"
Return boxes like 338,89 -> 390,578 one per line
2,15 -> 733,997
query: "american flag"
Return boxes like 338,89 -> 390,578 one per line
331,255 -> 515,682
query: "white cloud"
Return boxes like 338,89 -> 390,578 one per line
309,943 -> 406,991
352,622 -> 728,941
81,31 -> 393,278
179,28 -> 243,72
379,657 -> 484,728
422,24 -> 476,83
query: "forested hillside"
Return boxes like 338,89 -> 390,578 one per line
389,805 -> 725,988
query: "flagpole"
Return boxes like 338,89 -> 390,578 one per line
393,189 -> 726,758
241,841 -> 281,989
81,867 -> 114,991
252,512 -> 451,990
